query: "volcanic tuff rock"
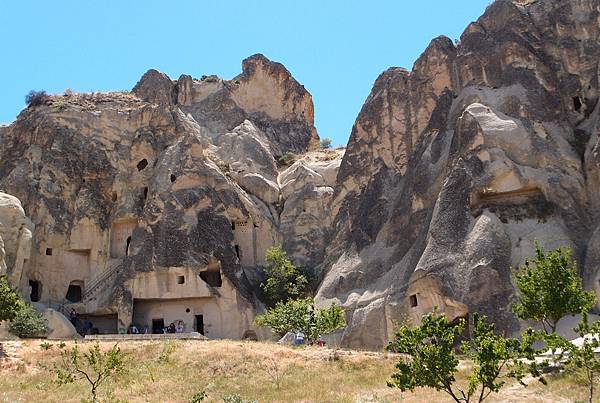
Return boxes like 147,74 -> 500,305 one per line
316,0 -> 600,348
0,54 -> 336,337
3,0 -> 600,349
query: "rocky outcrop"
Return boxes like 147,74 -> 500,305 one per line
3,0 -> 600,350
0,55 -> 337,339
316,0 -> 600,349
0,193 -> 33,286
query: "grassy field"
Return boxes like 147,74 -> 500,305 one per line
0,339 -> 593,402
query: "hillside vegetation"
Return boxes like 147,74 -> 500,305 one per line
0,339 -> 592,402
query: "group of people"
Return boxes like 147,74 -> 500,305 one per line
69,308 -> 96,335
163,320 -> 185,334
293,331 -> 326,347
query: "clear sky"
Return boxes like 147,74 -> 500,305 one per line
0,1 -> 490,146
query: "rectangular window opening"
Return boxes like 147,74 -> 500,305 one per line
177,275 -> 185,285
409,294 -> 418,308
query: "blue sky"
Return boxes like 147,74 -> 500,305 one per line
0,1 -> 490,146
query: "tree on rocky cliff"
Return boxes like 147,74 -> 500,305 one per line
512,243 -> 596,334
261,246 -> 307,305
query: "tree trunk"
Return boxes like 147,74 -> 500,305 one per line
588,371 -> 593,403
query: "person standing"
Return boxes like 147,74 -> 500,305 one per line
69,309 -> 77,328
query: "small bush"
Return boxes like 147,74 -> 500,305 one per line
278,152 -> 297,166
0,275 -> 23,321
52,342 -> 127,403
53,99 -> 68,112
8,304 -> 48,338
189,390 -> 207,402
40,342 -> 53,350
25,90 -> 48,107
320,138 -> 332,149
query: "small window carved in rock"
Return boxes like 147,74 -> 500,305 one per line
143,187 -> 148,200
137,159 -> 148,171
170,174 -> 176,183
126,236 -> 132,256
45,248 -> 53,256
573,96 -> 583,112
177,275 -> 185,285
409,294 -> 418,308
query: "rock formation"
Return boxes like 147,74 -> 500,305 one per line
316,0 -> 600,348
0,54 -> 336,338
2,0 -> 600,349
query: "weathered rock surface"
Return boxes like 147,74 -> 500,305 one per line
2,0 -> 600,349
316,0 -> 600,349
0,193 -> 33,286
0,54 -> 338,339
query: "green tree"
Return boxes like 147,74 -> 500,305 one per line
387,312 -> 539,403
320,137 -> 332,149
512,243 -> 596,334
543,312 -> 600,403
52,342 -> 127,403
261,246 -> 307,305
254,298 -> 346,342
8,303 -> 48,338
0,275 -> 23,322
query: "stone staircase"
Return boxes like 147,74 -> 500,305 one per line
82,261 -> 122,302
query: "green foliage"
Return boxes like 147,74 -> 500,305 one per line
189,389 -> 208,402
254,298 -> 346,342
277,152 -> 297,166
52,342 -> 127,403
387,312 -> 539,403
320,137 -> 332,149
543,312 -> 600,403
158,340 -> 178,364
0,275 -> 23,322
512,243 -> 596,334
40,342 -> 53,351
261,246 -> 307,305
8,303 -> 48,338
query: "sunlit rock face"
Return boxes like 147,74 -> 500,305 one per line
316,0 -> 600,349
3,0 -> 600,350
0,54 -> 339,338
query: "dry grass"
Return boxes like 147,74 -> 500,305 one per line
0,339 -> 592,402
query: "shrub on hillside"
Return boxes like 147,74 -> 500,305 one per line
8,303 -> 48,338
25,90 -> 48,107
320,137 -> 332,149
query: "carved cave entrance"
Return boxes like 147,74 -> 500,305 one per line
29,280 -> 41,302
65,281 -> 84,303
110,220 -> 136,258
